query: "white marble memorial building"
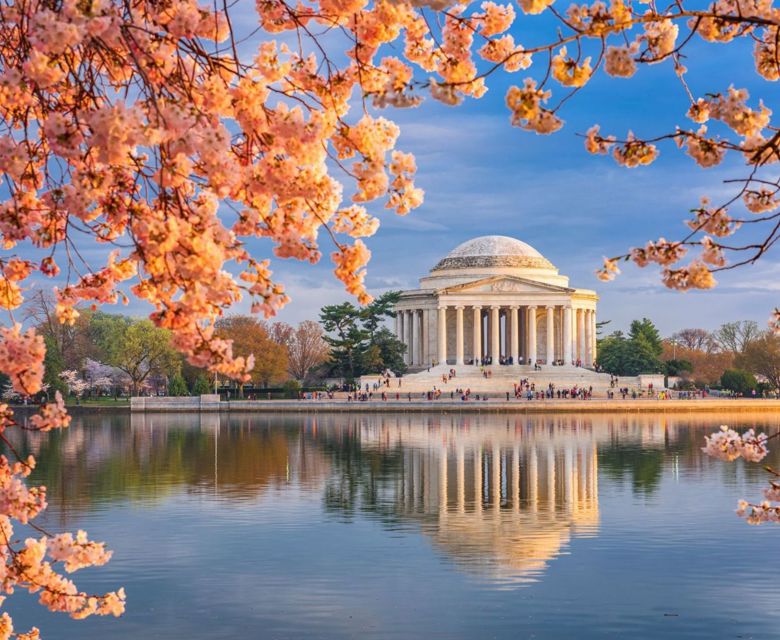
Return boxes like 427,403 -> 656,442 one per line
395,235 -> 598,369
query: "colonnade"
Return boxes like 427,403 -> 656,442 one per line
399,440 -> 599,517
395,304 -> 597,368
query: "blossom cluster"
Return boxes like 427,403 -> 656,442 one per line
702,426 -> 769,463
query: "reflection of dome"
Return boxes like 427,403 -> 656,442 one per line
432,235 -> 554,272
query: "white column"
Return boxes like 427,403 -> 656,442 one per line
510,306 -> 519,365
403,310 -> 411,365
412,309 -> 420,366
577,308 -> 585,365
422,308 -> 430,367
584,309 -> 592,367
592,309 -> 598,365
473,306 -> 482,365
491,306 -> 500,361
546,306 -> 555,365
528,306 -> 537,365
438,305 -> 447,366
563,305 -> 572,365
398,311 -> 406,364
519,306 -> 526,362
394,312 -> 400,339
455,306 -> 464,366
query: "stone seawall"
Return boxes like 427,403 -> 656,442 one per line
129,397 -> 780,414
130,394 -> 221,412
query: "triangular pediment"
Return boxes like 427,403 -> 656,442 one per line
438,276 -> 573,295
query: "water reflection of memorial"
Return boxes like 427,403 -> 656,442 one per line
319,415 -> 600,587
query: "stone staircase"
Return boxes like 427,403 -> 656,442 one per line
361,364 -> 642,397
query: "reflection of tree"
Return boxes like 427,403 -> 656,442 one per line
598,443 -> 665,495
10,414 -> 329,524
318,427 -> 405,525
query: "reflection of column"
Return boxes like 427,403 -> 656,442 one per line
438,306 -> 447,366
512,445 -> 520,512
546,306 -> 555,365
491,306 -> 500,359
492,445 -> 501,512
457,446 -> 465,513
474,448 -> 483,513
528,307 -> 538,365
439,447 -> 448,517
529,445 -> 538,511
473,306 -> 482,365
577,308 -> 585,364
564,445 -> 573,508
455,306 -> 464,366
563,306 -> 572,365
547,446 -> 556,510
510,306 -> 519,365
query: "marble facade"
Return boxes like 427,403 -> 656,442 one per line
395,236 -> 598,369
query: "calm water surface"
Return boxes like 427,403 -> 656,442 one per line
8,411 -> 780,639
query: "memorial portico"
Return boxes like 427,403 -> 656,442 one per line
395,236 -> 598,369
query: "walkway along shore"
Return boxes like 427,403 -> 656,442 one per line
129,396 -> 780,414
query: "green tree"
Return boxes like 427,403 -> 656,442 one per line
720,369 -> 758,395
320,302 -> 369,380
360,291 -> 401,341
192,374 -> 212,396
167,372 -> 189,396
597,320 -> 664,376
42,334 -> 67,398
282,379 -> 302,399
663,359 -> 694,377
320,293 -> 407,378
93,315 -> 180,395
629,318 -> 663,357
365,327 -> 407,375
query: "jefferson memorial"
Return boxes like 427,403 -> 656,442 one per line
394,235 -> 598,369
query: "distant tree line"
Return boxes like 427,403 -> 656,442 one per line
23,291 -> 331,400
597,317 -> 780,395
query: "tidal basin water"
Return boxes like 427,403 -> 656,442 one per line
8,411 -> 780,639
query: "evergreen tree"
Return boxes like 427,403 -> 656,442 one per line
168,372 -> 189,396
597,319 -> 665,376
192,374 -> 212,395
721,369 -> 758,395
42,334 -> 67,398
629,318 -> 663,357
320,292 -> 407,379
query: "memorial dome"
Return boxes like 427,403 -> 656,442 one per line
432,235 -> 554,271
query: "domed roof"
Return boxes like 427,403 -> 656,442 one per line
432,235 -> 554,271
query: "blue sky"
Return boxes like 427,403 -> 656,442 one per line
264,35 -> 777,336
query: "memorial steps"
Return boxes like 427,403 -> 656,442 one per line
361,365 -> 642,396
